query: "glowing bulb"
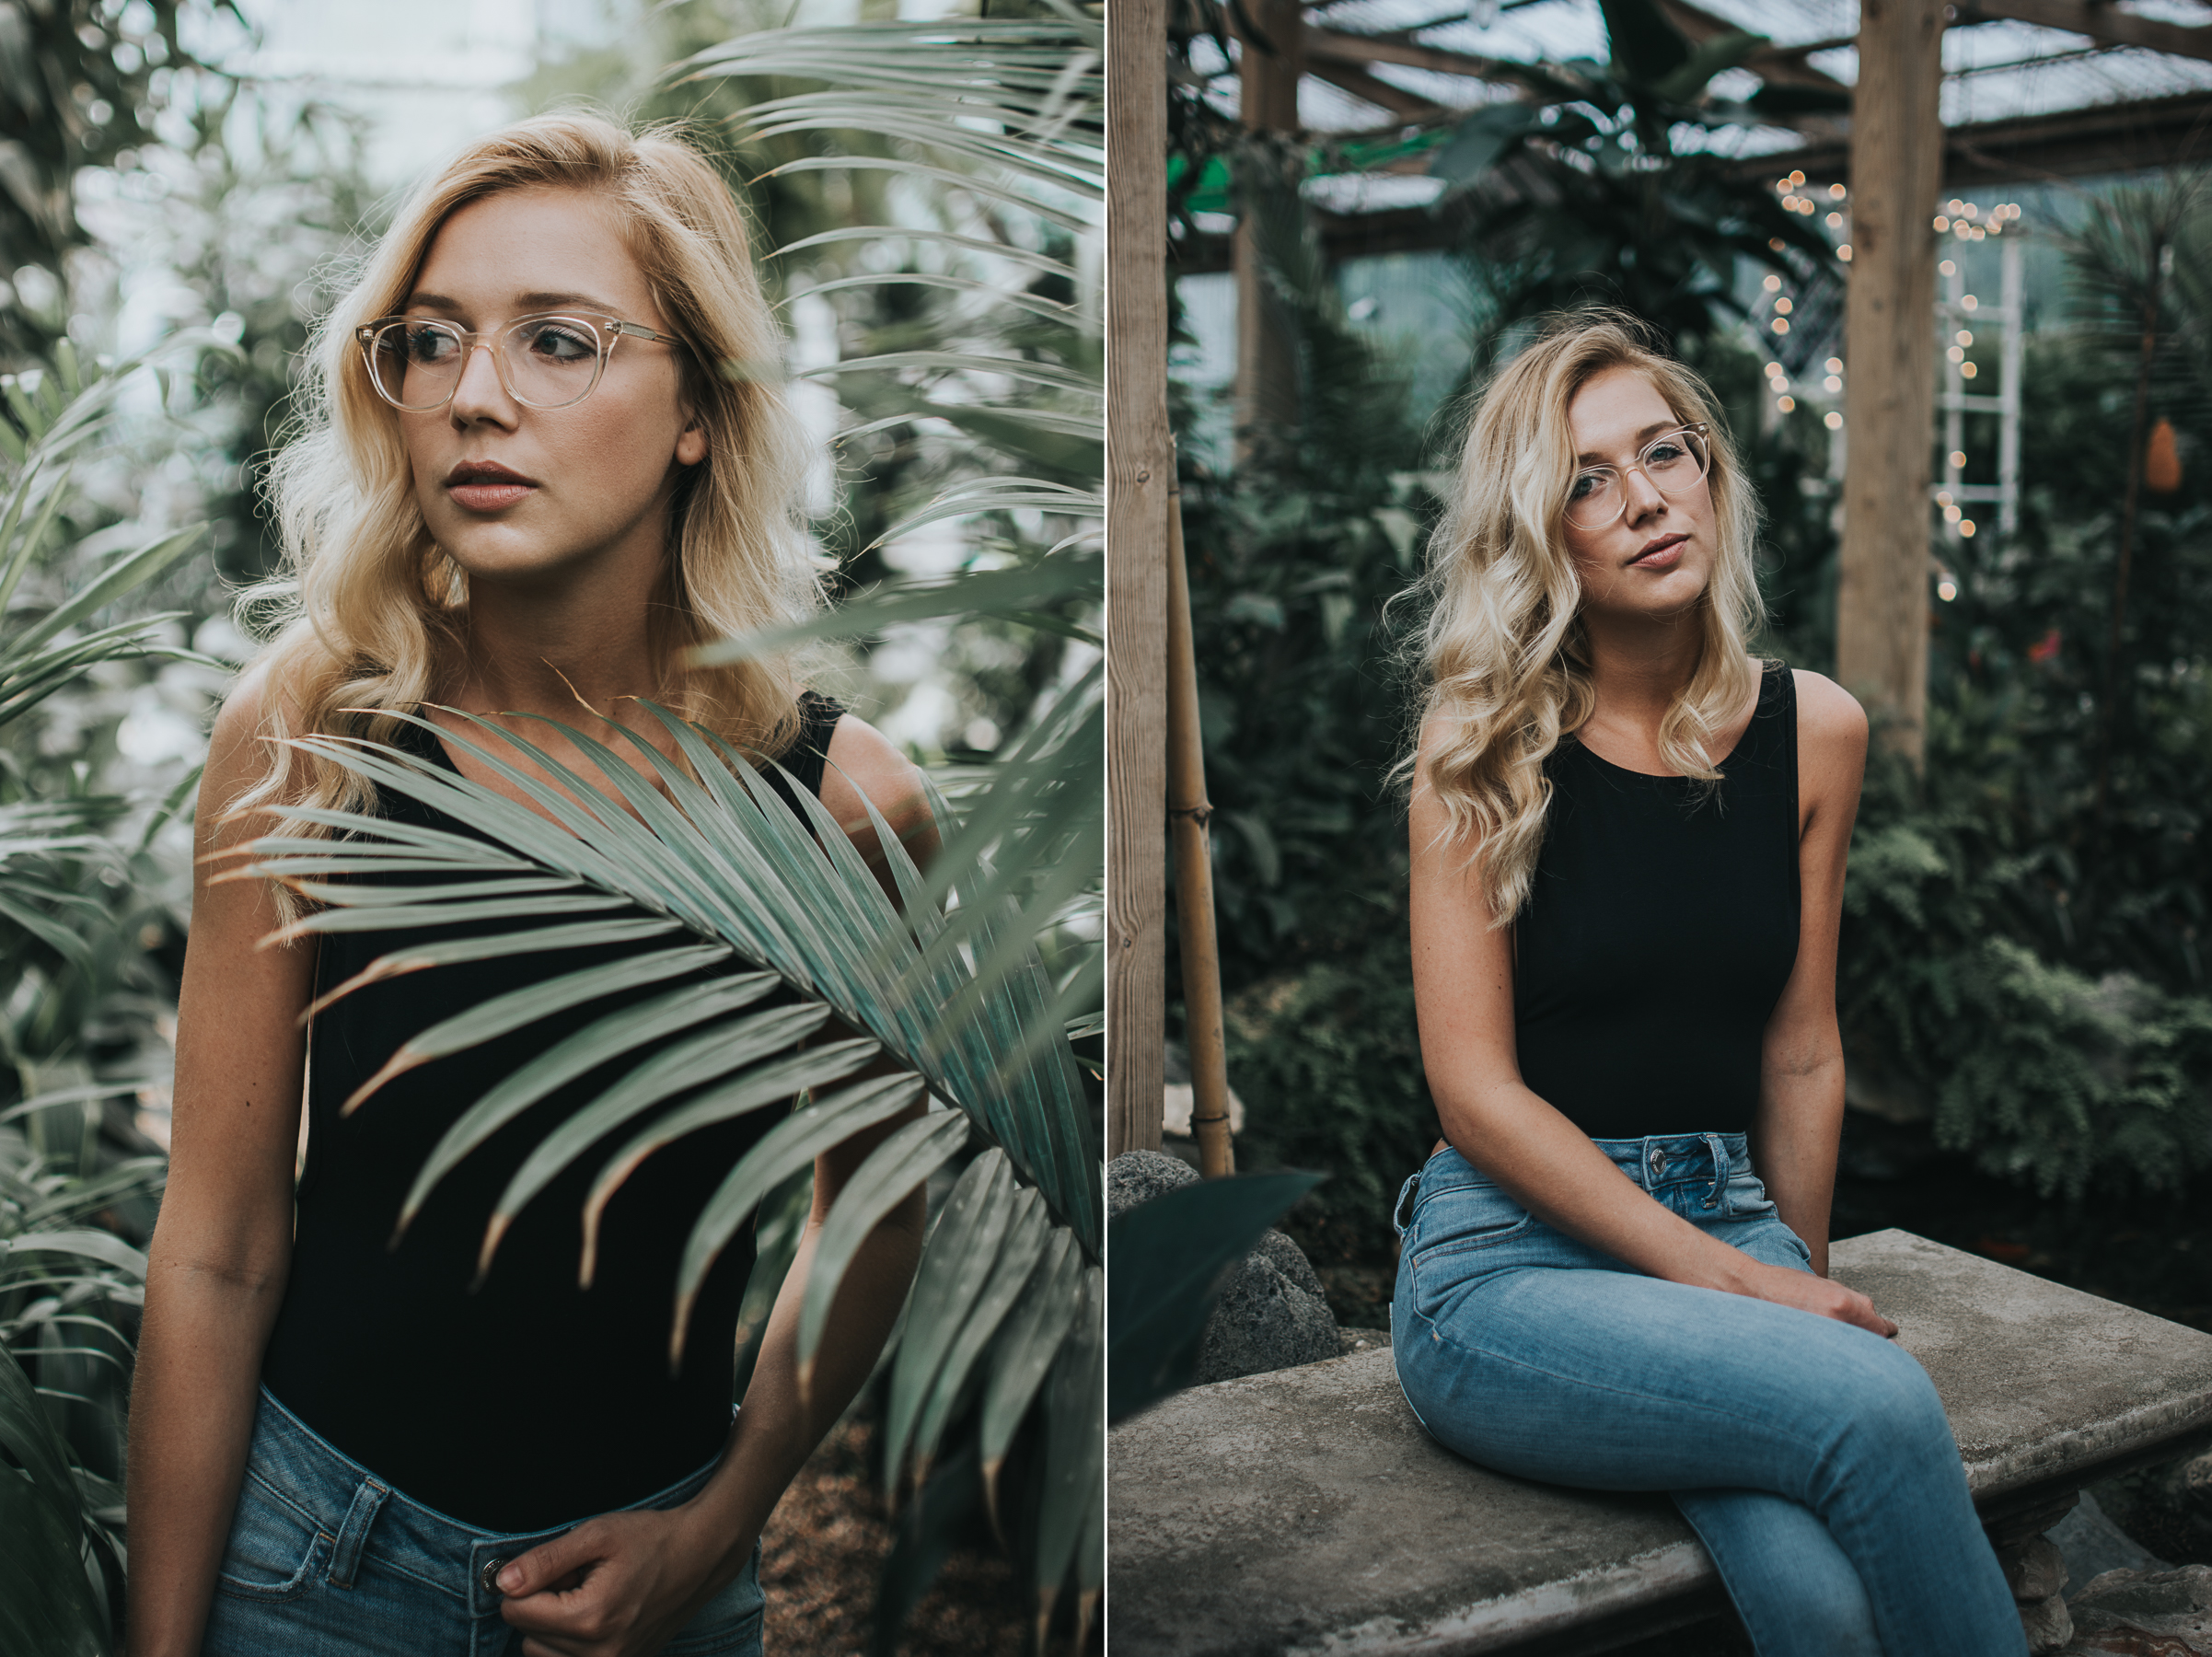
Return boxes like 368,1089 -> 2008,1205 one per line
1778,396 -> 1796,411
1827,212 -> 1844,228
1962,295 -> 1978,310
1938,492 -> 1954,506
1938,579 -> 1958,602
1956,330 -> 1973,346
1960,519 -> 1976,538
1949,450 -> 1966,468
1824,411 -> 1843,430
1961,361 -> 1978,378
1824,375 -> 1842,392
1825,358 -> 1844,374
1764,274 -> 1782,291
1829,182 -> 1847,200
1943,504 -> 1963,522
1940,260 -> 1956,276
1775,297 -> 1793,315
1837,245 -> 1851,261
1765,362 -> 1784,375
1772,318 -> 1790,334
1789,170 -> 1805,186
1948,345 -> 1965,363
1934,215 -> 1950,231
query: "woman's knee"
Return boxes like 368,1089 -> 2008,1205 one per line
1824,1338 -> 1955,1463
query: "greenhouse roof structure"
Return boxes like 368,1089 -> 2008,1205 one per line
1178,0 -> 2212,235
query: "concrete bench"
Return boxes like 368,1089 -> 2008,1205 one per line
1108,1230 -> 2212,1656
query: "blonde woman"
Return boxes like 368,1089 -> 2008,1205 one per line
127,114 -> 932,1657
1392,313 -> 2024,1656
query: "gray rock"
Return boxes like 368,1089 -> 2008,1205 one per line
1338,1326 -> 1391,1355
1106,1148 -> 1198,1219
2009,1535 -> 2069,1604
2063,1565 -> 2212,1655
1195,1228 -> 1338,1383
2053,1491 -> 2171,1598
1106,1149 -> 1339,1384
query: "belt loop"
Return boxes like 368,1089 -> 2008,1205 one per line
327,1477 -> 388,1589
1394,1171 -> 1422,1239
1703,1133 -> 1727,1210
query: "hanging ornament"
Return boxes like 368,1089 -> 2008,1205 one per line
2146,417 -> 2183,493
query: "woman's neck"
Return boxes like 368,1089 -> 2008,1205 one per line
438,555 -> 667,723
1579,604 -> 1705,735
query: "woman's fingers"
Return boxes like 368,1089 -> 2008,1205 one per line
498,1522 -> 604,1601
1750,1263 -> 1897,1338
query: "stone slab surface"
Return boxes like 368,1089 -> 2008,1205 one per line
1109,1229 -> 2212,1656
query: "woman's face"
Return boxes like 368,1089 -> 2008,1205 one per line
393,185 -> 704,592
1558,365 -> 1715,621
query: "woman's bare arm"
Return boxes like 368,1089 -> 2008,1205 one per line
1750,670 -> 1870,1279
495,714 -> 940,1657
1408,711 -> 1890,1334
126,672 -> 317,1657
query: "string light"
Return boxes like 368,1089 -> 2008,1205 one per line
1764,274 -> 1782,291
1772,318 -> 1790,334
1778,396 -> 1795,411
1825,358 -> 1844,374
1938,575 -> 1959,601
1940,259 -> 1956,276
1960,520 -> 1977,537
1949,450 -> 1966,468
1824,411 -> 1843,430
1774,297 -> 1793,315
1828,182 -> 1847,200
1837,245 -> 1851,261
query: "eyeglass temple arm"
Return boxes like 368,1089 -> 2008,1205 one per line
608,320 -> 682,345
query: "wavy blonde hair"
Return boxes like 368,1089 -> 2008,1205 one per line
231,110 -> 819,838
1411,311 -> 1765,922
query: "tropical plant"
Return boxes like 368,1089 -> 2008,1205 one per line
1,340 -> 225,1657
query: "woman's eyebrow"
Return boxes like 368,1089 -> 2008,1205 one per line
400,290 -> 623,315
1575,421 -> 1677,465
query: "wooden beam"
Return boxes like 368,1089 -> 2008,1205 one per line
1304,27 -> 1557,97
1306,58 -> 1451,122
1106,0 -> 1171,1159
1234,0 -> 1303,447
1721,88 -> 2212,191
1837,0 -> 1947,762
1956,0 -> 2212,63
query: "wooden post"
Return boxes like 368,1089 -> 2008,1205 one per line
1164,478 -> 1235,1178
1233,0 -> 1303,450
1106,0 -> 1172,1159
1836,0 -> 1946,760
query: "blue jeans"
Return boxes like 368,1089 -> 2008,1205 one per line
1391,1135 -> 2026,1657
200,1386 -> 765,1656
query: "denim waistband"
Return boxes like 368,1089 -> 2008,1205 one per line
248,1385 -> 723,1613
1394,1131 -> 1751,1238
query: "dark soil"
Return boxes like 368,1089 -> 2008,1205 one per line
761,1418 -> 1027,1657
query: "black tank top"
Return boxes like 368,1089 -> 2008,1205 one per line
261,693 -> 844,1532
1511,663 -> 1800,1139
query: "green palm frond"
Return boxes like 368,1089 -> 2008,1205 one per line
242,703 -> 1103,1634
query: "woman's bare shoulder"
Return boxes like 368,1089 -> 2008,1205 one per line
1789,668 -> 1869,762
817,710 -> 937,870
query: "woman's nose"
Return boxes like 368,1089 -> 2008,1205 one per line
1621,465 -> 1667,521
446,342 -> 515,425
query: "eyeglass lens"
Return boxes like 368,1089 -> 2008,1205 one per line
1564,429 -> 1709,528
366,318 -> 606,411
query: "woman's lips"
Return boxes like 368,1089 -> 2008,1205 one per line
1630,534 -> 1686,570
448,481 -> 535,511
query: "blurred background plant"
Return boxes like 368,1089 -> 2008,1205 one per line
0,0 -> 1102,1651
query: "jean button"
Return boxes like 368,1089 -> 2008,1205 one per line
1650,1150 -> 1668,1177
481,1557 -> 508,1595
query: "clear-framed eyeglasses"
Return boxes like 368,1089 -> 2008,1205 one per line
353,312 -> 686,413
1563,423 -> 1712,530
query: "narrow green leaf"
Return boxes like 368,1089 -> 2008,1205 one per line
795,1111 -> 971,1390
979,1231 -> 1079,1506
884,1153 -> 1015,1486
392,972 -> 782,1234
1033,1267 -> 1102,1605
668,1072 -> 929,1362
910,1190 -> 1051,1488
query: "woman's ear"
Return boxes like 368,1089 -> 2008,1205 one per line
675,413 -> 708,468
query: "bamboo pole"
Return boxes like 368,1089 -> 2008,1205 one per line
1836,0 -> 1946,762
1233,0 -> 1303,456
1164,474 -> 1235,1178
1106,0 -> 1172,1158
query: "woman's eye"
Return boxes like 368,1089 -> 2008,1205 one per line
1646,443 -> 1685,466
404,327 -> 457,365
521,322 -> 596,363
1569,471 -> 1605,501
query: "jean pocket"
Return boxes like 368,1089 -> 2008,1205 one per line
663,1546 -> 766,1656
1405,1179 -> 1534,1262
1722,1172 -> 1778,1220
214,1466 -> 332,1604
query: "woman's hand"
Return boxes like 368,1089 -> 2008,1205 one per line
496,1504 -> 747,1657
1738,1257 -> 1896,1338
